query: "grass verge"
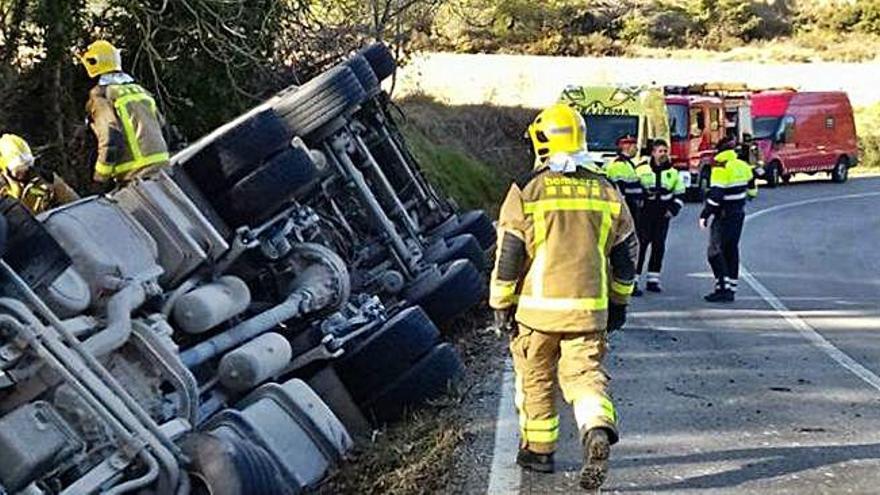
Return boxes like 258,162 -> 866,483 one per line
855,103 -> 880,171
319,308 -> 503,495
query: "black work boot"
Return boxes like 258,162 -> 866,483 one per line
580,428 -> 611,490
516,448 -> 554,473
646,281 -> 662,293
704,289 -> 735,303
632,283 -> 643,297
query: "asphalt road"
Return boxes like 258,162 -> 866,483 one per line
476,175 -> 880,494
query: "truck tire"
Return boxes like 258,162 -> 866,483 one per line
403,259 -> 485,324
344,54 -> 381,98
305,366 -> 372,440
272,66 -> 366,144
335,306 -> 440,403
182,432 -> 290,495
362,343 -> 464,423
765,162 -> 780,188
424,233 -> 486,271
216,146 -> 317,226
427,210 -> 496,251
831,156 -> 849,183
358,42 -> 396,82
181,109 -> 293,195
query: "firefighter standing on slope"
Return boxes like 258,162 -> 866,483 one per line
0,134 -> 79,214
80,40 -> 169,186
489,103 -> 638,490
700,136 -> 757,302
605,133 -> 645,231
633,139 -> 685,296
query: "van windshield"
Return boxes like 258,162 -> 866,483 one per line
667,104 -> 689,139
753,116 -> 782,139
583,115 -> 639,152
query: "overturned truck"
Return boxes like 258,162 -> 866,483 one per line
0,42 -> 495,494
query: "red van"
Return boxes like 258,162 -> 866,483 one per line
751,91 -> 858,186
666,93 -> 725,198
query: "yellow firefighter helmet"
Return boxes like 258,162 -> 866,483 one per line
0,134 -> 34,177
527,103 -> 587,163
80,40 -> 122,78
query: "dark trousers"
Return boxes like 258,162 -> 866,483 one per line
636,206 -> 671,282
708,210 -> 745,291
625,197 -> 642,234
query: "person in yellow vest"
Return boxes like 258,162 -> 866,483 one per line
633,139 -> 685,295
700,136 -> 757,302
0,134 -> 79,214
605,133 -> 645,231
80,40 -> 169,185
489,103 -> 638,490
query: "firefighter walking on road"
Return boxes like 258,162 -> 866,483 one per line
606,134 -> 645,230
0,134 -> 79,214
700,137 -> 757,302
489,103 -> 639,490
80,40 -> 169,186
633,139 -> 685,295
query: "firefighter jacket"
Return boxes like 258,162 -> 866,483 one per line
489,164 -> 639,333
0,170 -> 79,214
87,72 -> 169,183
635,159 -> 685,216
700,149 -> 757,220
605,154 -> 645,211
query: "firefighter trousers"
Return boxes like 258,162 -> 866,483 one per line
510,324 -> 618,455
708,210 -> 745,291
636,206 -> 671,284
625,197 -> 642,234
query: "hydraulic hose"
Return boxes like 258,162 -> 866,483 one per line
82,283 -> 146,356
103,450 -> 159,495
0,263 -> 182,491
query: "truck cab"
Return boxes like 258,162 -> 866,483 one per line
559,85 -> 670,168
665,92 -> 725,197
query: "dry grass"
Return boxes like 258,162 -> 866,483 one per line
627,32 -> 880,63
397,95 -> 535,180
319,307 -> 504,495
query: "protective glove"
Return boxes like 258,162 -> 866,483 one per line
493,308 -> 516,336
607,303 -> 627,333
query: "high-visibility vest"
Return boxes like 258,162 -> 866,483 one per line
635,162 -> 685,203
1,174 -> 54,214
489,167 -> 636,332
87,82 -> 169,182
706,150 -> 757,211
605,155 -> 645,199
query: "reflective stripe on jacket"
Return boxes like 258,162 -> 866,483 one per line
635,160 -> 686,216
605,155 -> 645,200
701,150 -> 757,219
489,167 -> 638,333
0,171 -> 78,214
87,80 -> 169,182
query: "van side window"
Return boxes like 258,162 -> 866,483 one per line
825,115 -> 835,129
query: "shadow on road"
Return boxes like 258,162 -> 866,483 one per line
615,442 -> 880,491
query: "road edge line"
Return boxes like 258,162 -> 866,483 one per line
487,358 -> 520,494
742,190 -> 880,393
741,268 -> 880,392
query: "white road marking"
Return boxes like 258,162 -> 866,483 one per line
485,189 -> 880,494
741,190 -> 880,392
487,359 -> 520,494
741,269 -> 880,392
